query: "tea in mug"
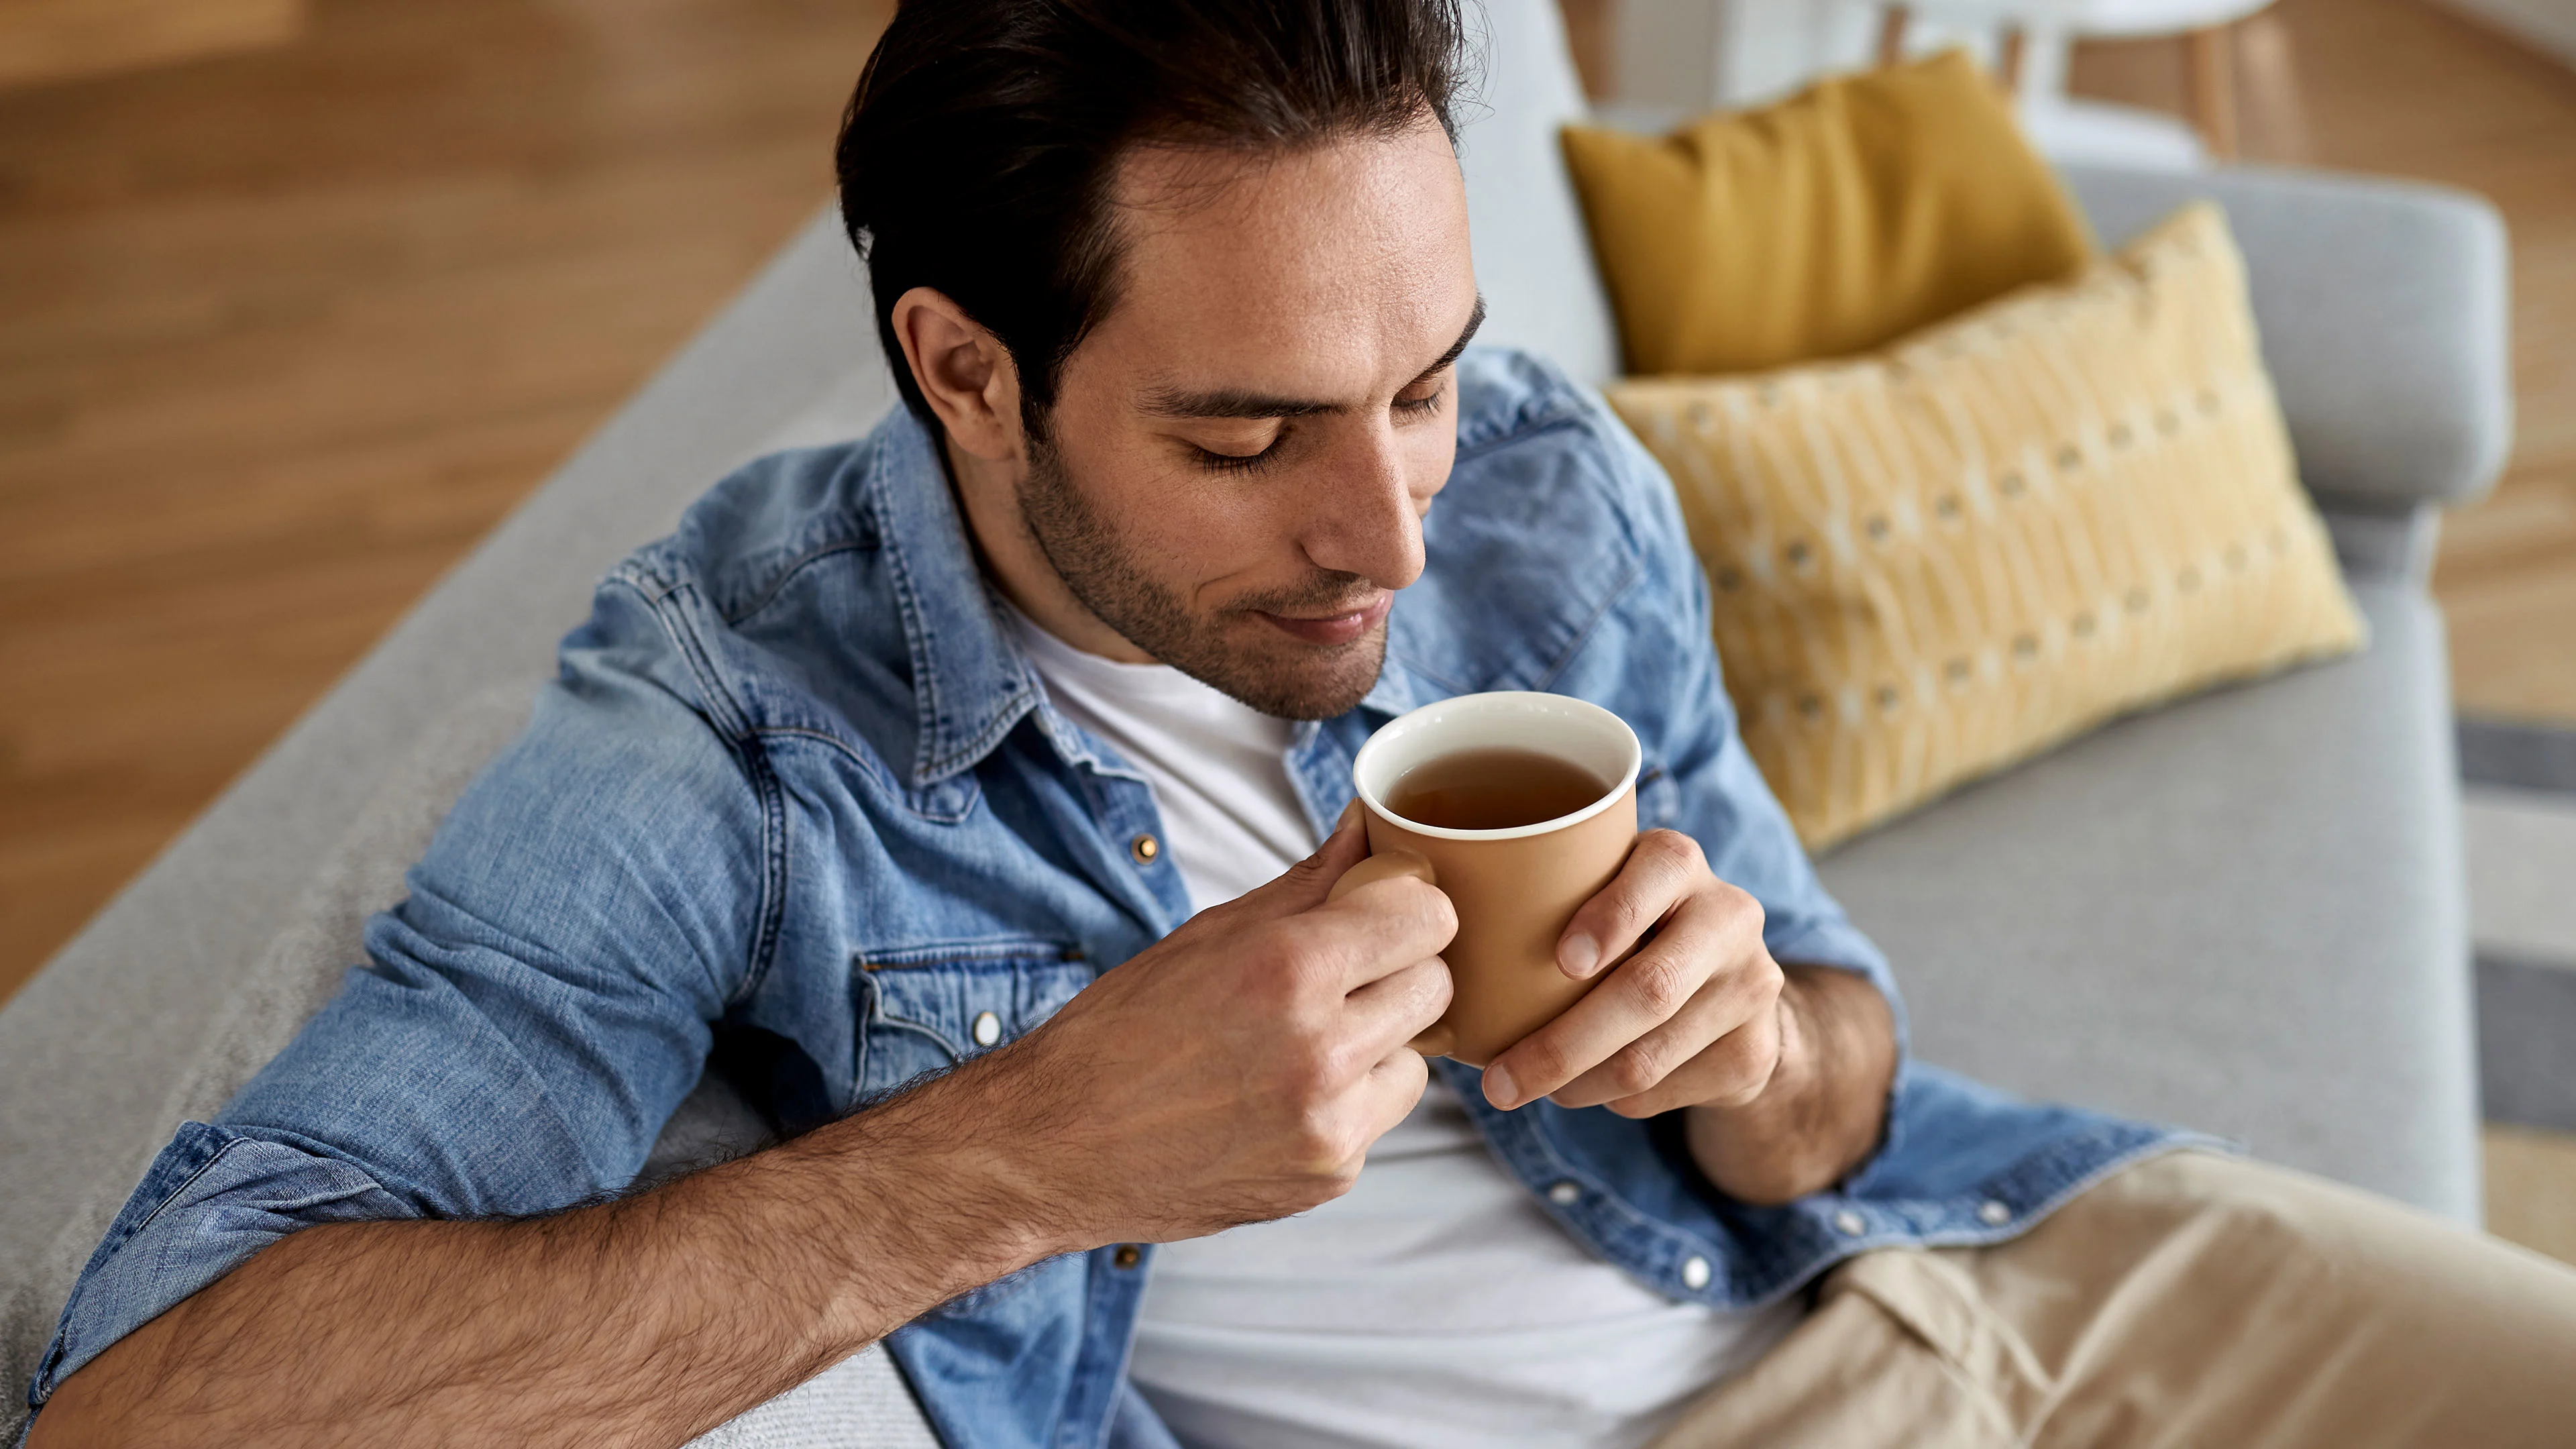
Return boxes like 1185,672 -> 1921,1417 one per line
1383,747 -> 1610,831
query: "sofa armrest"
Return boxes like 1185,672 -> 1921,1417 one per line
2058,161 -> 2513,512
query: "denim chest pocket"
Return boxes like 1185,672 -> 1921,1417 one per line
852,938 -> 1093,1099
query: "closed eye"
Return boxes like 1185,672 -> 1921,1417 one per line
1193,437 -> 1285,474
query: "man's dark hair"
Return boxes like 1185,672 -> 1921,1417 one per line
835,0 -> 1469,431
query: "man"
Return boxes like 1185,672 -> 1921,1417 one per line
25,1 -> 2576,1445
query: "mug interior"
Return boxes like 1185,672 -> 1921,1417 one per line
1352,691 -> 1642,841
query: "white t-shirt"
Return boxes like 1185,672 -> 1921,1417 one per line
1005,604 -> 1801,1449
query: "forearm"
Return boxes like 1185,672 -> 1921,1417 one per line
1683,963 -> 1896,1205
32,1061 -> 1061,1449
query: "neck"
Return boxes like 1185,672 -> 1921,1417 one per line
941,429 -> 1154,664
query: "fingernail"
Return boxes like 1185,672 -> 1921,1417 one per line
1336,799 -> 1362,833
1560,933 -> 1599,978
1484,1063 -> 1518,1110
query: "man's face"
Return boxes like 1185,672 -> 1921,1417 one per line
1021,115 -> 1479,719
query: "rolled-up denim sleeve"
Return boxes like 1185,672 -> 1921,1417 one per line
1579,399 -> 1911,1055
25,575 -> 773,1419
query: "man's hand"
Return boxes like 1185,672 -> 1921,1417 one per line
28,814 -> 1450,1449
981,808 -> 1457,1250
1477,829 -> 1896,1205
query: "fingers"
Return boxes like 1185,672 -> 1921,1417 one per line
1556,831 -> 1745,980
1244,799 -> 1373,916
1293,872 -> 1458,993
1340,954 -> 1454,1056
1558,973 -> 1783,1116
1353,1041 -> 1432,1142
1485,881 -> 1772,1110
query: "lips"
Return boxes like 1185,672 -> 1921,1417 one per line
1255,591 -> 1394,647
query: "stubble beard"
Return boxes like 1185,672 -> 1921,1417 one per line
1014,433 -> 1387,721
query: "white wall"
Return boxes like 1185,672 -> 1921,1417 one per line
2438,0 -> 2576,68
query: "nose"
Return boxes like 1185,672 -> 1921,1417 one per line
1299,421 -> 1427,590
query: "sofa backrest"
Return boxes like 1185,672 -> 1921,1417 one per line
1457,0 -> 1622,386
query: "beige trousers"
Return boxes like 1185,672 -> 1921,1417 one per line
1649,1150 -> 2576,1448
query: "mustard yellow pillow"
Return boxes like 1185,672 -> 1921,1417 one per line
1605,203 -> 2365,850
1562,50 -> 2095,376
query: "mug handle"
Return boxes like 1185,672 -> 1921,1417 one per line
1325,847 -> 1457,1061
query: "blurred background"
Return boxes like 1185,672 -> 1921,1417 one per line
0,0 -> 2568,1241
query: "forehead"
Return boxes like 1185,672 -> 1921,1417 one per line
1087,119 -> 1474,396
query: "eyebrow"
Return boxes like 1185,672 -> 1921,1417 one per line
1140,294 -> 1488,421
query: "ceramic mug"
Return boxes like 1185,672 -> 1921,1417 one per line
1329,691 -> 1642,1067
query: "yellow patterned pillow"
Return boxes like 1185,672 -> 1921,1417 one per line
1605,203 -> 2364,850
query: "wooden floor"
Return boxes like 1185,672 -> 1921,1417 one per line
1,0 -> 2571,1260
0,0 -> 892,1007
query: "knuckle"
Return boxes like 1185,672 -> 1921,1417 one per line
1625,953 -> 1695,1018
1609,1044 -> 1666,1097
1414,957 -> 1456,1016
1291,1103 -> 1344,1162
1409,881 -> 1460,942
1709,1031 -> 1779,1104
1646,828 -> 1704,871
1510,1037 -> 1572,1091
1715,880 -> 1766,934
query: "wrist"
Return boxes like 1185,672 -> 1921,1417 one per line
792,1055 -> 1077,1345
1683,965 -> 1890,1204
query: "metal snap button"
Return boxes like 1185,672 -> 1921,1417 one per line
1978,1199 -> 2012,1226
1681,1255 -> 1712,1290
1113,1244 -> 1142,1269
1546,1180 -> 1581,1206
1832,1209 -> 1867,1237
971,1010 -> 1002,1047
1130,833 -> 1160,865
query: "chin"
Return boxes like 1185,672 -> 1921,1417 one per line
1197,619 -> 1389,721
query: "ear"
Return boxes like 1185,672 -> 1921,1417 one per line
890,286 -> 1026,463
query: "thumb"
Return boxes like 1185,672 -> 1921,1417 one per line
1253,798 -> 1371,914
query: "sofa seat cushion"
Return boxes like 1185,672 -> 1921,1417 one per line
1817,578 -> 2477,1222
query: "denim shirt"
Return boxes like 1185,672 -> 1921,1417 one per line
28,348 -> 2184,1448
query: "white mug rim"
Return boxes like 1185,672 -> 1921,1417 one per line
1350,691 -> 1642,842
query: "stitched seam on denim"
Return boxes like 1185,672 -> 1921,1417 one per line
860,937 -> 1085,969
32,1131 -> 268,1397
630,579 -> 786,1008
753,726 -> 894,787
1453,1079 -> 1716,1272
718,539 -> 879,627
1387,648 -> 1474,698
101,1131 -> 248,1269
608,557 -> 680,602
869,478 -> 955,785
1454,396 -> 1588,462
735,745 -> 790,1006
1528,553 -> 1645,694
1898,1134 -> 2224,1253
926,691 -> 1040,784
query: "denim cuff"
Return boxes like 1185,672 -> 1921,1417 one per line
25,1123 -> 407,1417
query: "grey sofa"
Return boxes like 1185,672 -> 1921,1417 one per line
0,0 -> 2510,1442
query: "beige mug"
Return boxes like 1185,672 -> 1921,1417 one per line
1329,691 -> 1642,1067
